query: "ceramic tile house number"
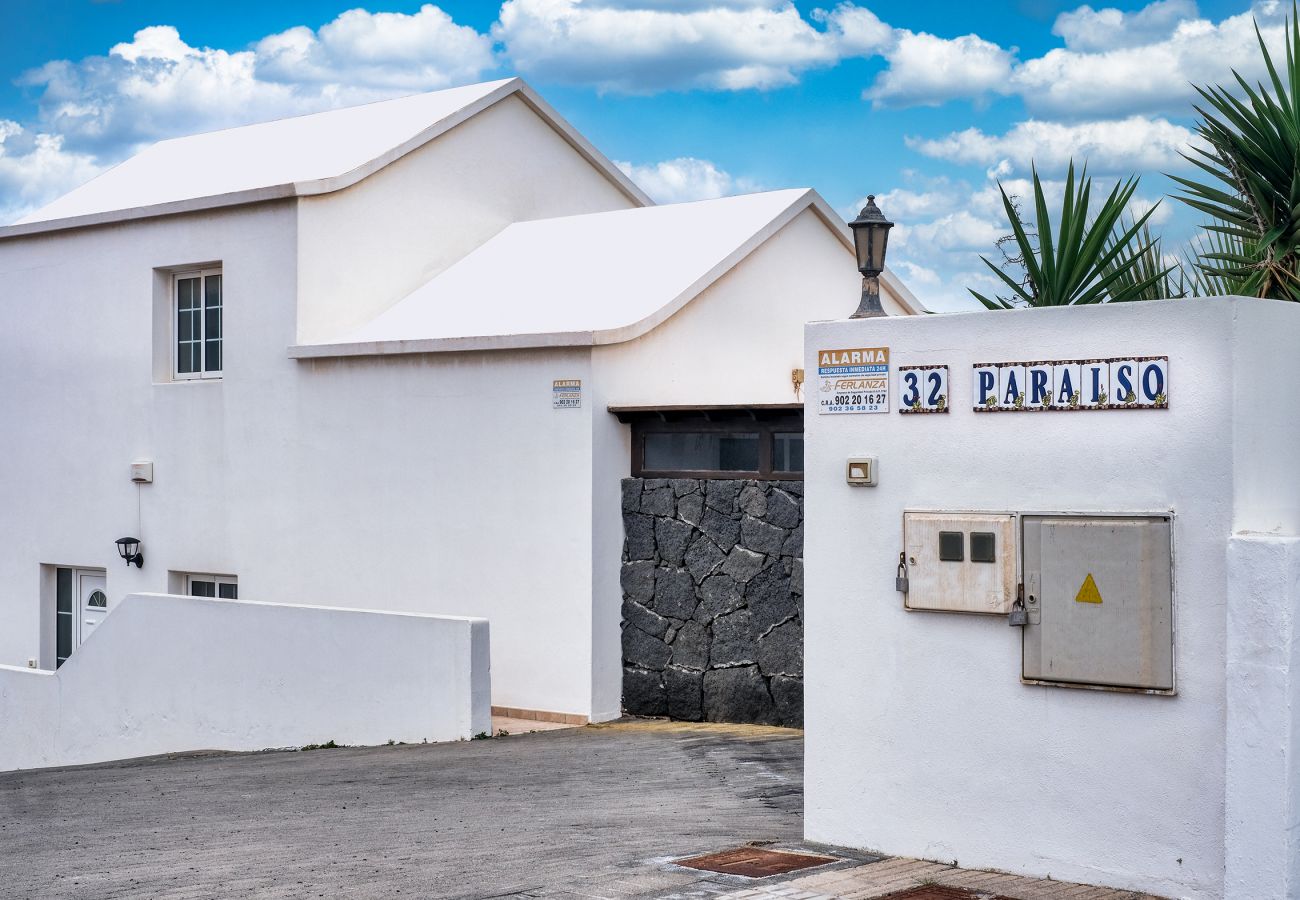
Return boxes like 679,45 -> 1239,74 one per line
897,365 -> 949,413
972,357 -> 1168,412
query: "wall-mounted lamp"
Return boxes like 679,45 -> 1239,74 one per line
848,195 -> 894,319
115,537 -> 144,568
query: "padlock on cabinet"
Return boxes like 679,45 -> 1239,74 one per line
1008,598 -> 1028,627
895,552 -> 909,594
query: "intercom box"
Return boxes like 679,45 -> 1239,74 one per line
902,511 -> 1017,614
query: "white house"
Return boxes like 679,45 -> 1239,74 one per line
0,77 -> 922,727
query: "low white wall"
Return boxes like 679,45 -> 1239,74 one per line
803,298 -> 1300,900
0,593 -> 491,771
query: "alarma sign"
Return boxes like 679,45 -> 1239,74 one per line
818,347 -> 889,414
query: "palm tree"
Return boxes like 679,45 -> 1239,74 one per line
971,162 -> 1172,309
1171,7 -> 1300,299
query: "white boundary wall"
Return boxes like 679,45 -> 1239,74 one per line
0,593 -> 491,771
803,298 -> 1300,900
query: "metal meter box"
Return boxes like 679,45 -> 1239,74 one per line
902,512 -> 1017,614
1021,515 -> 1174,692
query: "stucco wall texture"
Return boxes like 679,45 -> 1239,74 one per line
803,298 -> 1300,900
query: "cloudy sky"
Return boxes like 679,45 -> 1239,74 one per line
0,0 -> 1285,310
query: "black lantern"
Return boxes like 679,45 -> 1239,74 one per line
847,195 -> 894,318
115,537 -> 143,568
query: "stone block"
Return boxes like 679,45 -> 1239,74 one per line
654,518 -> 695,567
781,522 -> 804,559
671,478 -> 700,497
670,621 -> 710,671
766,488 -> 801,529
653,568 -> 697,620
623,667 -> 667,717
622,597 -> 669,639
700,507 -> 741,548
677,492 -> 705,527
740,516 -> 786,556
790,558 -> 803,596
757,619 -> 802,677
739,484 -> 767,517
696,575 -> 744,622
664,666 -> 704,721
624,514 -> 655,561
769,675 -> 803,728
640,485 -> 676,518
705,479 -> 743,514
721,546 -> 766,583
684,535 -> 725,583
703,665 -> 778,725
747,565 -> 796,633
777,480 -> 803,497
621,478 -> 641,513
621,560 -> 656,602
623,625 -> 672,671
710,608 -> 756,667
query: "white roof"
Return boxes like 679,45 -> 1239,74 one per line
290,189 -> 923,357
4,78 -> 648,237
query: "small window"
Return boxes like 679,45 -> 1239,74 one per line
939,531 -> 964,562
970,532 -> 997,563
621,408 -> 804,479
174,268 -> 222,380
644,432 -> 760,473
185,574 -> 238,600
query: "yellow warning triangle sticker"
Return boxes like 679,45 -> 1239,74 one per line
1075,573 -> 1103,604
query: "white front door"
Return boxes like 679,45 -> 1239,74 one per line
77,570 -> 108,648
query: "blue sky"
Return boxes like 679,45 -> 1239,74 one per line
0,0 -> 1282,310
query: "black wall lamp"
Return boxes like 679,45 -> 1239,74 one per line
848,194 -> 894,319
115,537 -> 143,568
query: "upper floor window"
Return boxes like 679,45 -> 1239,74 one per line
174,268 -> 222,379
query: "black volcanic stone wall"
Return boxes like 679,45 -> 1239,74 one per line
620,477 -> 803,727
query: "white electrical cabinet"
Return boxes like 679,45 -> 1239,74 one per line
902,512 -> 1017,615
1021,515 -> 1174,692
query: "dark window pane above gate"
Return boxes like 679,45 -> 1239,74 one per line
614,405 -> 804,479
644,432 -> 759,473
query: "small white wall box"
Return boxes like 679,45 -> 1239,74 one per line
130,460 -> 154,484
902,512 -> 1017,614
1021,515 -> 1174,692
846,457 -> 878,485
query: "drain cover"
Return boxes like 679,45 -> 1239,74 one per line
879,887 -> 1013,900
676,846 -> 839,878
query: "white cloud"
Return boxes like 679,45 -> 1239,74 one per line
254,6 -> 494,91
907,116 -> 1196,173
616,156 -> 759,202
865,30 -> 1016,107
1052,0 -> 1199,51
0,121 -> 102,224
1014,2 -> 1290,117
22,7 -> 496,160
493,0 -> 890,93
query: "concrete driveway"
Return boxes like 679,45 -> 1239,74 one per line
0,721 -> 810,900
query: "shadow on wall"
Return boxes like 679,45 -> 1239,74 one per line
620,478 -> 803,727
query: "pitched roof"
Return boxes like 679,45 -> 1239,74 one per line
3,78 -> 649,238
289,189 -> 924,357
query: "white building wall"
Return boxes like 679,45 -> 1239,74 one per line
803,299 -> 1300,899
295,95 -> 641,344
0,593 -> 490,771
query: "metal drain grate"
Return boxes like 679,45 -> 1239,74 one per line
879,887 -> 1015,900
675,846 -> 840,878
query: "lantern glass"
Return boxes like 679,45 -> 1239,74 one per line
116,537 -> 139,560
848,195 -> 894,277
